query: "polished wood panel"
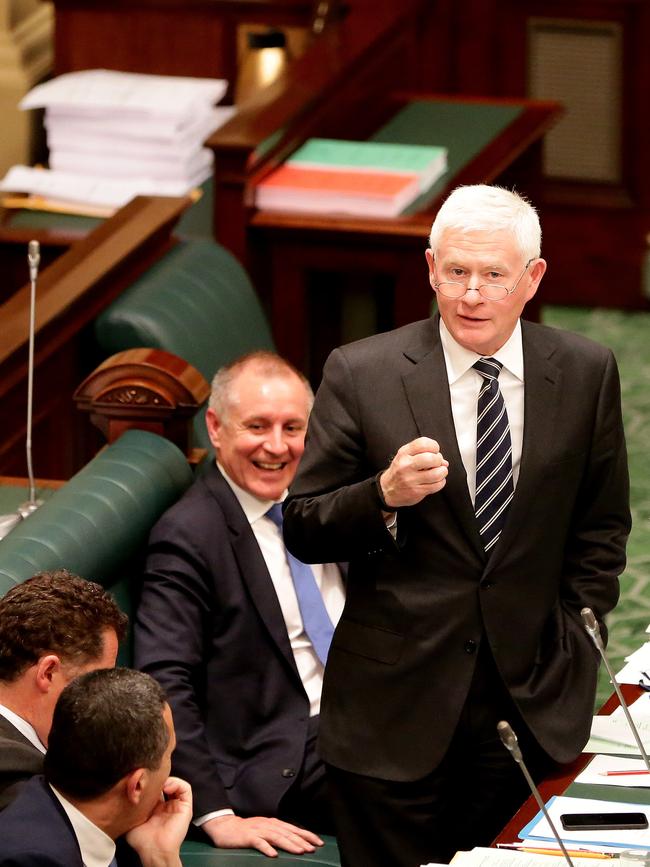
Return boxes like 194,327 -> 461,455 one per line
74,348 -> 209,458
49,0 -> 316,98
0,195 -> 191,479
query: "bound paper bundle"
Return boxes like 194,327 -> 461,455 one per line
1,69 -> 235,213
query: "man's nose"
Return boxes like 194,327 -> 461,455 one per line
264,427 -> 287,453
462,276 -> 483,303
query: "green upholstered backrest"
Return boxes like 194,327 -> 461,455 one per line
94,239 -> 275,449
0,429 -> 193,664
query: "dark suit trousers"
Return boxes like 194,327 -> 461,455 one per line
326,645 -> 556,867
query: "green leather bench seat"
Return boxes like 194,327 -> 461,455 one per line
94,238 -> 275,449
0,429 -> 194,661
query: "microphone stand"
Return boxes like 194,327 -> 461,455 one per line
497,720 -> 575,867
0,240 -> 44,541
19,239 -> 44,518
581,607 -> 650,773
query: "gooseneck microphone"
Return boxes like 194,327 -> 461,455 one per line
0,241 -> 44,540
21,239 -> 43,515
497,720 -> 575,867
581,607 -> 650,772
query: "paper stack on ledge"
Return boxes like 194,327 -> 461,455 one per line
0,69 -> 235,215
254,137 -> 448,218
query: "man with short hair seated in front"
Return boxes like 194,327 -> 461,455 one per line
0,667 -> 192,867
135,351 -> 345,857
0,569 -> 127,810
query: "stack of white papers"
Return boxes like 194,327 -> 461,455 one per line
585,695 -> 650,756
615,642 -> 650,686
1,69 -> 235,212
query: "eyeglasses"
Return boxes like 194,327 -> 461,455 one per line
433,259 -> 534,301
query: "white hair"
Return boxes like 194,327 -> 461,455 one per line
428,185 -> 542,261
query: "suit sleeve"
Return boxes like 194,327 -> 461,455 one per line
134,515 -> 231,818
284,346 -> 398,564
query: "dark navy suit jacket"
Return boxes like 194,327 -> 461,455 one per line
0,775 -> 140,866
135,463 -> 326,819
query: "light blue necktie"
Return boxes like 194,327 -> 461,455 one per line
266,503 -> 334,665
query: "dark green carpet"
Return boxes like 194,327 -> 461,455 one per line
541,306 -> 650,706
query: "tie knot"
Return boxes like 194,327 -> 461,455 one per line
473,357 -> 503,381
266,503 -> 284,528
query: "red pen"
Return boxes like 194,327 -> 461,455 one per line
601,769 -> 650,776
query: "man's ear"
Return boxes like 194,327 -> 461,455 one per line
125,768 -> 147,806
205,408 -> 222,453
524,257 -> 548,302
34,655 -> 63,694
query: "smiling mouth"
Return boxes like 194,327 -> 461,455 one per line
254,461 -> 286,471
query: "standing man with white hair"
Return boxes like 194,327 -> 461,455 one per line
283,185 -> 631,866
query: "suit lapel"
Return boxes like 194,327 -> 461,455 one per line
203,466 -> 300,680
401,317 -> 485,560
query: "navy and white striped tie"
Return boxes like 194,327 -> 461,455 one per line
473,357 -> 514,553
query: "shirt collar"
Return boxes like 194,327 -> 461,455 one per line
0,704 -> 46,753
217,462 -> 286,524
439,317 -> 524,384
49,785 -> 116,867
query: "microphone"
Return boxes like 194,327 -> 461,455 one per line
27,239 -> 40,283
497,720 -> 575,867
0,241 -> 44,538
581,607 -> 650,772
20,240 -> 43,517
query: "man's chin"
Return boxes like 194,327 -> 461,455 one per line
248,471 -> 292,501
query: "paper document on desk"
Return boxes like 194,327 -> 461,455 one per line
519,795 -> 650,849
20,69 -> 228,120
590,695 -> 650,750
615,643 -> 650,685
576,755 -> 650,787
442,847 -> 613,867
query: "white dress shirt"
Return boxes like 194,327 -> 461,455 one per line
0,704 -> 46,753
50,785 -> 116,867
439,318 -> 525,500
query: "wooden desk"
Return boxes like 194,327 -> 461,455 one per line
249,93 -> 562,375
495,684 -> 646,846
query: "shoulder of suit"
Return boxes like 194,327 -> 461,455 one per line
522,318 -> 614,362
332,318 -> 434,361
150,462 -> 246,539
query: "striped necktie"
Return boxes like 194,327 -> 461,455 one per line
266,503 -> 334,665
473,357 -> 514,553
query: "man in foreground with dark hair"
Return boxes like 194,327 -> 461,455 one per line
0,569 -> 127,809
0,667 -> 192,866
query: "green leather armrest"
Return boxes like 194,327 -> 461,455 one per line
0,429 -> 193,663
180,835 -> 341,865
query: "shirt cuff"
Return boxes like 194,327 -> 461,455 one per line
194,808 -> 235,826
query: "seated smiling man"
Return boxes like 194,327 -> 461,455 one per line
0,570 -> 127,810
135,351 -> 345,857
